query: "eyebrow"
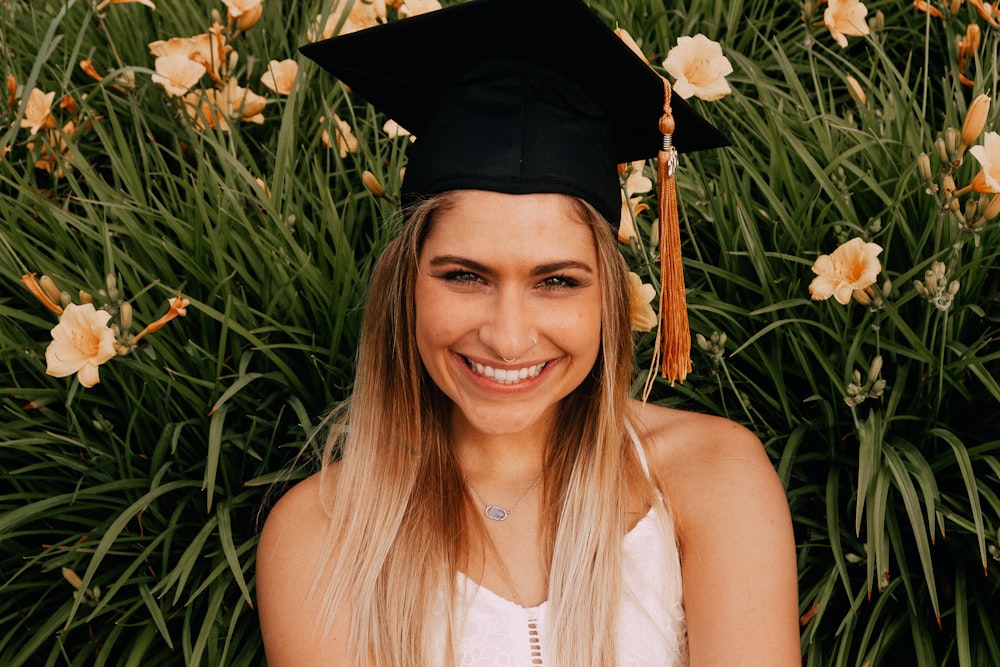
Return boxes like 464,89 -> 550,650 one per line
426,255 -> 595,276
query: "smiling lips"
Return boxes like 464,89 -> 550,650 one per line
463,356 -> 548,385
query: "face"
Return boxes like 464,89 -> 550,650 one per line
414,190 -> 603,440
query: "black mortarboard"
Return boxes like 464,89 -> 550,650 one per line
299,0 -> 727,226
300,0 -> 730,385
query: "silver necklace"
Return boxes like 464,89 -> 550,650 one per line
464,472 -> 543,521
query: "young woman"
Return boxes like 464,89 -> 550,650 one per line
257,1 -> 800,665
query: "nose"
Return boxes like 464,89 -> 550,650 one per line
478,288 -> 538,363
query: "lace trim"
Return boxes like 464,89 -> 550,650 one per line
527,609 -> 543,665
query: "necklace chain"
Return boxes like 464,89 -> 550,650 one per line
464,472 -> 543,521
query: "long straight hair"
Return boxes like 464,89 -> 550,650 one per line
311,191 -> 654,666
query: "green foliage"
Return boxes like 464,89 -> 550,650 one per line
0,0 -> 998,665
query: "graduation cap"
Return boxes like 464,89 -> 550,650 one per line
300,0 -> 729,386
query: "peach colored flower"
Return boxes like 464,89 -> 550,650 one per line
662,35 -> 733,101
321,114 -> 358,157
399,0 -> 442,17
970,131 -> 1000,192
260,59 -> 298,95
809,238 -> 883,305
45,303 -> 117,387
222,0 -> 263,31
151,55 -> 206,96
216,79 -> 267,124
149,33 -> 230,80
308,2 -> 382,40
96,0 -> 156,9
382,118 -> 412,139
21,88 -> 57,135
968,0 -> 1000,28
628,272 -> 658,332
824,0 -> 870,48
182,90 -> 229,131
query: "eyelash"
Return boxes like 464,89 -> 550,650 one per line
438,271 -> 582,290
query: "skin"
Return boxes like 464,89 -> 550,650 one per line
256,190 -> 801,666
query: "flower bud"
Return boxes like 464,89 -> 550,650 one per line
867,355 -> 883,383
948,195 -> 964,219
845,75 -> 866,105
105,274 -> 118,302
39,275 -> 62,304
119,301 -> 133,330
917,152 -> 933,182
869,9 -> 884,31
62,568 -> 83,590
79,289 -> 93,304
942,173 -> 957,196
935,137 -> 950,164
945,127 -> 962,163
965,198 -> 979,220
362,170 -> 386,197
962,93 -> 991,147
952,0 -> 964,15
982,193 -> 1000,220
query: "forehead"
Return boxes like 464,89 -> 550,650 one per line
419,191 -> 598,266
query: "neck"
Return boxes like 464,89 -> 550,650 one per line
450,420 -> 549,481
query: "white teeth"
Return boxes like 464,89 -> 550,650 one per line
469,359 -> 545,384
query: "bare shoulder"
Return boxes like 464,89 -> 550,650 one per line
629,400 -> 801,665
257,466 -> 353,666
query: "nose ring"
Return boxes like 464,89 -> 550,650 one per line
501,337 -> 538,364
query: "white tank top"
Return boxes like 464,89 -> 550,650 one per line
445,430 -> 689,666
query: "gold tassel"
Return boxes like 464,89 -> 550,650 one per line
642,77 -> 689,400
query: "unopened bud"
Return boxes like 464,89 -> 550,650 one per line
39,275 -> 61,304
983,193 -> 1000,220
845,75 -> 866,106
62,567 -> 83,590
942,173 -> 957,196
79,290 -> 93,304
105,274 -> 118,302
936,137 -> 950,164
952,0 -> 964,15
949,196 -> 964,219
852,288 -> 871,305
945,127 -> 962,163
962,93 -> 991,147
918,152 -> 933,182
362,170 -> 386,197
868,9 -> 884,31
867,355 -> 883,383
119,301 -> 133,330
882,279 -> 893,297
949,280 -> 961,295
965,198 -> 979,220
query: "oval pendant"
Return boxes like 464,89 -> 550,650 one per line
485,505 -> 508,521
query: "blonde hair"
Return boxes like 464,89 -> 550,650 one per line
312,191 -> 654,666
